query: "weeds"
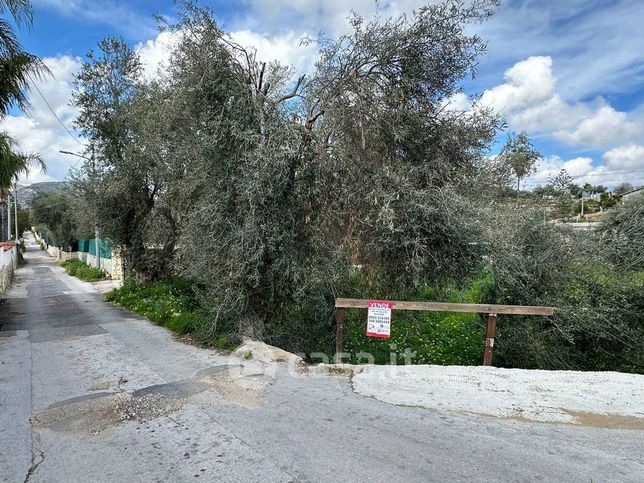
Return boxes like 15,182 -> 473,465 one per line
61,259 -> 108,282
105,277 -> 239,350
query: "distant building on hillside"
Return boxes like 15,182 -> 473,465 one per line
621,187 -> 644,203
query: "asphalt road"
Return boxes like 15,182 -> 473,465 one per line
1,237 -> 643,482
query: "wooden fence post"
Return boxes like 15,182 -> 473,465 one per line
483,313 -> 497,366
334,308 -> 345,364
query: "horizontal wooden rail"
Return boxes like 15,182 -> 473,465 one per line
335,298 -> 555,316
334,298 -> 556,366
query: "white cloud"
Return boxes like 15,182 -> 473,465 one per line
136,29 -> 319,83
480,56 -> 555,113
135,30 -> 181,81
477,56 -> 644,149
29,55 -> 80,130
555,107 -> 641,148
526,151 -> 644,189
525,155 -> 609,188
440,92 -> 471,112
1,55 -> 85,184
529,155 -> 595,183
240,0 -> 431,37
229,30 -> 318,74
602,144 -> 644,171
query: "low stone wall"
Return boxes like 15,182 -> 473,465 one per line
59,250 -> 123,281
83,252 -> 123,280
47,246 -> 60,259
85,253 -> 113,275
0,242 -> 18,298
58,251 -> 76,262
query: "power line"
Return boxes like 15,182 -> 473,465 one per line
14,81 -> 88,188
30,82 -> 85,147
528,169 -> 644,181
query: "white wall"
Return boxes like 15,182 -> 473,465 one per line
0,242 -> 18,298
73,251 -> 123,281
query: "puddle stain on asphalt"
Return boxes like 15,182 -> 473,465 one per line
561,410 -> 644,430
31,365 -> 274,438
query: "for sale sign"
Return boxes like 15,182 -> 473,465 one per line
366,300 -> 392,338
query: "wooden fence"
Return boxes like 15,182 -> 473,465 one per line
334,298 -> 555,365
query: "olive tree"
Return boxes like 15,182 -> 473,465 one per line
73,38 -> 170,280
163,1 -> 502,346
498,131 -> 540,192
303,1 -> 500,288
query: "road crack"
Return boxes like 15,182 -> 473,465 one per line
24,429 -> 44,483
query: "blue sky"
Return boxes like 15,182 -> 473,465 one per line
5,0 -> 644,188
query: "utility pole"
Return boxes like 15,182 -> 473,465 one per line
14,184 -> 18,241
7,192 -> 12,240
95,227 -> 101,270
91,155 -> 101,271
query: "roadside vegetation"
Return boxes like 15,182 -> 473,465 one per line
61,259 -> 107,282
30,1 -> 644,373
105,278 -> 238,349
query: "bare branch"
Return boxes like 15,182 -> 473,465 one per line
305,110 -> 325,130
277,75 -> 305,103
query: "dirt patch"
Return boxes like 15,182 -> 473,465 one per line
32,393 -> 133,438
32,391 -> 183,438
32,365 -> 275,438
200,366 -> 274,409
562,410 -> 644,430
497,410 -> 644,430
115,393 -> 183,422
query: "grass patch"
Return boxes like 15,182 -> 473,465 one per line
61,259 -> 108,282
343,269 -> 494,365
105,277 -> 238,350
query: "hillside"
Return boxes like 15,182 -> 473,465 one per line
17,181 -> 64,207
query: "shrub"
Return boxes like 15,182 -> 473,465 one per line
484,207 -> 644,373
598,193 -> 644,271
61,259 -> 108,282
